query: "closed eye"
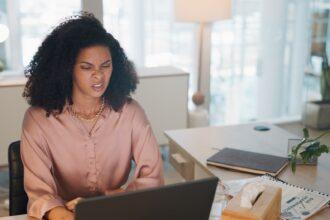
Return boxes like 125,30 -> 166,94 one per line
80,66 -> 92,70
101,65 -> 111,68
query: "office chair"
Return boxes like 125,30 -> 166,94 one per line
8,141 -> 28,215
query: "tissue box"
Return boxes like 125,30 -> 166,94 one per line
222,185 -> 282,220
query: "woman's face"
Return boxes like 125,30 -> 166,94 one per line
72,45 -> 112,101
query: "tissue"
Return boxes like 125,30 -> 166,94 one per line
240,182 -> 265,208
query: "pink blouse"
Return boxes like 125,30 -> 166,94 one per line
20,99 -> 164,219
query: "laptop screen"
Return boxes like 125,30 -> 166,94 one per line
75,177 -> 218,220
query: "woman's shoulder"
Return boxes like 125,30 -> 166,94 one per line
123,98 -> 144,114
121,99 -> 150,124
24,106 -> 47,119
22,106 -> 49,129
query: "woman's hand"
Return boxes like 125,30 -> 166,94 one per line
46,206 -> 74,220
65,197 -> 83,212
105,187 -> 125,196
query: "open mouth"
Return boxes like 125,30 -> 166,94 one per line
91,82 -> 104,91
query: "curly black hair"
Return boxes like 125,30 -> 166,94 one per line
23,12 -> 138,116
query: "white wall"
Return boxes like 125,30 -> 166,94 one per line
0,66 -> 189,166
0,85 -> 29,166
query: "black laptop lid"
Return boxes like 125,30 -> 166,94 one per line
75,177 -> 218,220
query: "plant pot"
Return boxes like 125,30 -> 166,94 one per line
287,139 -> 318,165
302,100 -> 330,129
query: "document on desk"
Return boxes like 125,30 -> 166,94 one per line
223,175 -> 330,220
209,182 -> 229,220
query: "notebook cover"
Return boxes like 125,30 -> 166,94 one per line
206,148 -> 288,175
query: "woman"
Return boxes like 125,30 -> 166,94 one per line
21,13 -> 164,219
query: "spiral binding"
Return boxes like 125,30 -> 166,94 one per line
261,173 -> 329,198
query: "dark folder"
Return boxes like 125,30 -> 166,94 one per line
207,147 -> 288,176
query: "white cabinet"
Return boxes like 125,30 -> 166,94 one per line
133,66 -> 189,145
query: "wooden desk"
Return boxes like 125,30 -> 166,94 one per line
3,124 -> 329,220
165,123 -> 330,219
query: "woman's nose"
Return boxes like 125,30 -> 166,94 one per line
92,69 -> 104,78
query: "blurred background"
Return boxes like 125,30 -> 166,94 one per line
0,0 -> 330,217
1,0 -> 330,125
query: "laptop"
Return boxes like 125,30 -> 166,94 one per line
75,176 -> 219,220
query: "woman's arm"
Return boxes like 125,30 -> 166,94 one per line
125,102 -> 164,191
21,109 -> 68,219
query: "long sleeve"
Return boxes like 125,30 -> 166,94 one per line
126,103 -> 164,191
20,108 -> 64,219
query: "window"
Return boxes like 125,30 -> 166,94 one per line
1,0 -> 80,71
103,0 -> 195,78
19,0 -> 81,66
304,0 -> 330,104
0,0 -> 8,71
2,0 -> 328,126
210,0 -> 261,124
103,0 -> 197,103
103,0 -> 135,62
209,0 -> 324,125
143,0 -> 195,71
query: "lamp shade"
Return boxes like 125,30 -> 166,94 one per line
175,0 -> 231,23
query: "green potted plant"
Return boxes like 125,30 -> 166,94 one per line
288,127 -> 330,173
303,52 -> 330,129
0,58 -> 5,72
320,53 -> 330,101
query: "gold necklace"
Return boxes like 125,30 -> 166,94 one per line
71,99 -> 105,121
71,98 -> 105,136
73,110 -> 99,121
87,102 -> 104,136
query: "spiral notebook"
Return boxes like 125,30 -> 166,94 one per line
223,174 -> 330,220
